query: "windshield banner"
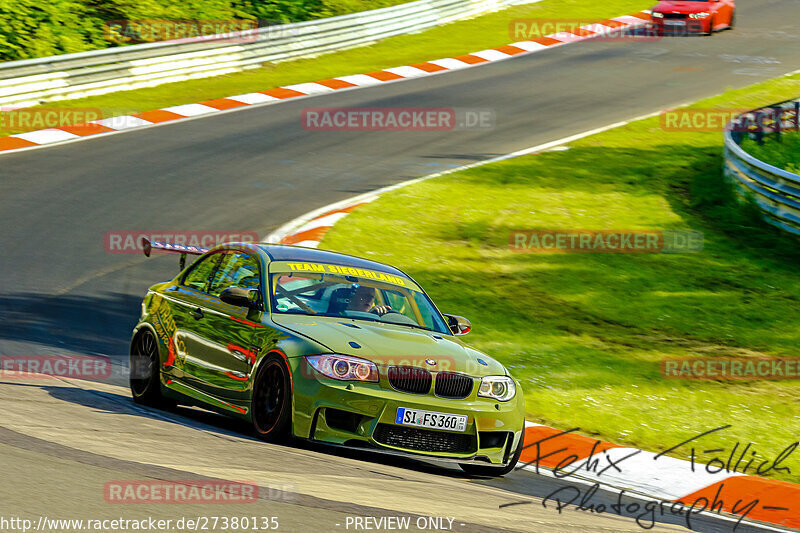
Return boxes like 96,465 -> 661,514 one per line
271,262 -> 413,288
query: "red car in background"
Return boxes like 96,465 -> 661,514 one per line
651,0 -> 736,35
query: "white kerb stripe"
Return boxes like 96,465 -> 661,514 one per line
383,66 -> 429,78
92,116 -> 152,130
335,74 -> 385,87
583,23 -> 618,34
283,83 -> 335,95
292,212 -> 351,234
162,104 -> 219,117
13,129 -> 80,144
562,447 -> 743,501
509,41 -> 550,52
612,15 -> 649,24
227,92 -> 279,104
289,240 -> 323,248
470,50 -> 511,61
427,58 -> 471,70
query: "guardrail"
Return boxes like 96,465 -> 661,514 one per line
0,0 -> 535,108
724,99 -> 800,236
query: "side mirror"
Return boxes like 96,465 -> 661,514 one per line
443,314 -> 471,336
220,287 -> 260,310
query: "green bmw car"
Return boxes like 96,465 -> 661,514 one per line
130,240 -> 525,476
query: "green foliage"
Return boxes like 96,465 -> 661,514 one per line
0,0 -> 106,60
0,0 -> 410,61
740,131 -> 800,174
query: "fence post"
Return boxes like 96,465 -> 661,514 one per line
795,101 -> 799,131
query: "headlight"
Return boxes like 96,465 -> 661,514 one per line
689,12 -> 709,19
478,376 -> 516,401
651,11 -> 664,18
306,354 -> 379,382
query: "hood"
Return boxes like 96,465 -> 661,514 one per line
654,1 -> 713,14
272,314 -> 506,377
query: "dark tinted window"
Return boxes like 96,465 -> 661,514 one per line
208,251 -> 261,298
182,253 -> 224,293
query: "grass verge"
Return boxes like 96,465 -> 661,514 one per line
322,73 -> 800,482
0,0 -> 650,136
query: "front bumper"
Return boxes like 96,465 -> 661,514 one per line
650,18 -> 710,34
291,363 -> 525,466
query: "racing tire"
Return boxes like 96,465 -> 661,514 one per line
251,354 -> 292,443
130,329 -> 175,409
728,11 -> 736,29
706,16 -> 715,35
459,431 -> 525,477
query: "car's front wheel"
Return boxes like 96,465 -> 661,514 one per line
459,432 -> 525,477
130,329 -> 174,409
251,355 -> 292,442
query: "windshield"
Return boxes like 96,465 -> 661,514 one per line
269,261 -> 449,334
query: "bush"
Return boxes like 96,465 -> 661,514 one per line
0,0 -> 410,61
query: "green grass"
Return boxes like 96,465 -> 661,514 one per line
741,132 -> 800,174
0,0 -> 650,136
322,74 -> 800,482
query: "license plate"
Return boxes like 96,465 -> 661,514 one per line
664,20 -> 686,26
396,407 -> 468,432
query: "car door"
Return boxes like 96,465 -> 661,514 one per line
162,250 -> 227,389
188,249 -> 265,403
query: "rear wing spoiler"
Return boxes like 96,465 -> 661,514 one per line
141,238 -> 209,270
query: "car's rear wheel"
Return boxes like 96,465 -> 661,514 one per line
728,11 -> 736,29
130,330 -> 174,408
251,355 -> 292,442
459,432 -> 525,477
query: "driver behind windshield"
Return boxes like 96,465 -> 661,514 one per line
347,286 -> 392,316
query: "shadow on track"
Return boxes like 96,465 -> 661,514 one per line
0,292 -> 139,355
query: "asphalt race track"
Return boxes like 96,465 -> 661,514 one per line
2,0 -> 800,531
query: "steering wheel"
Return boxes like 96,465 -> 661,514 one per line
369,307 -> 403,316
